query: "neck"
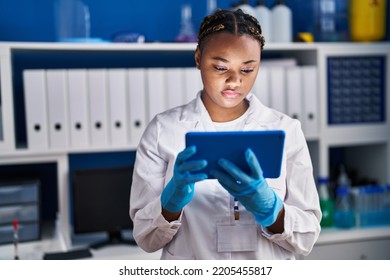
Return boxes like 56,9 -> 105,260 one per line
202,93 -> 249,122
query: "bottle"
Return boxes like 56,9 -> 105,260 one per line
385,184 -> 390,225
316,0 -> 337,41
315,0 -> 349,42
207,0 -> 217,15
351,186 -> 362,227
349,0 -> 387,42
271,0 -> 293,43
337,164 -> 351,191
55,0 -> 91,42
334,186 -> 355,228
333,165 -> 355,228
255,0 -> 272,42
317,177 -> 334,228
175,4 -> 197,42
234,0 -> 257,18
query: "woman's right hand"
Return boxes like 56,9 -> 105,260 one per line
160,145 -> 208,214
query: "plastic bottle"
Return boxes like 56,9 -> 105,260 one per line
317,177 -> 334,228
333,165 -> 355,228
316,0 -> 337,41
350,0 -> 387,42
315,0 -> 349,42
175,4 -> 197,42
368,185 -> 386,226
334,186 -> 355,228
55,0 -> 91,42
351,186 -> 362,227
207,0 -> 217,15
385,184 -> 390,224
234,0 -> 257,18
255,0 -> 272,42
271,0 -> 293,43
337,165 -> 350,188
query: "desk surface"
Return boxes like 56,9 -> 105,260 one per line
316,225 -> 390,245
0,239 -> 161,260
0,225 -> 161,260
2,225 -> 389,260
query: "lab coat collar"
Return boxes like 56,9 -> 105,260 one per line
244,93 -> 282,130
179,91 -> 215,131
179,91 -> 282,131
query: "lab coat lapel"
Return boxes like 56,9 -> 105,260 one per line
179,91 -> 217,132
244,93 -> 282,131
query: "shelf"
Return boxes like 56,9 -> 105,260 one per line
0,41 -> 321,52
0,145 -> 137,162
1,42 -> 389,257
317,226 -> 390,245
2,41 -> 388,53
324,124 -> 390,146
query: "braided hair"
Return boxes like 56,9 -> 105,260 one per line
197,9 -> 265,52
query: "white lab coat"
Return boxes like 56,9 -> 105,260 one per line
130,92 -> 321,259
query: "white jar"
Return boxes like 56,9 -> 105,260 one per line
235,0 -> 257,18
271,0 -> 293,43
255,0 -> 272,42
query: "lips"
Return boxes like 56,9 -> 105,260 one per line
222,90 -> 240,98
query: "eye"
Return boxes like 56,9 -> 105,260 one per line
214,65 -> 227,72
241,68 -> 254,74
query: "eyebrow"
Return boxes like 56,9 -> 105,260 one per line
212,56 -> 257,64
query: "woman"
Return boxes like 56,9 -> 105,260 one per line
129,8 -> 321,259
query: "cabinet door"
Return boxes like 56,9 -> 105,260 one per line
305,238 -> 390,260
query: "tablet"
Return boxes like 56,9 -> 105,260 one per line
185,130 -> 285,178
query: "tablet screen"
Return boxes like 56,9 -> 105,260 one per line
185,130 -> 285,178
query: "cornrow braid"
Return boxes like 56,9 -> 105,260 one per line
198,24 -> 225,42
197,8 -> 265,51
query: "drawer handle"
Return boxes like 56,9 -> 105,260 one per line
0,226 -> 13,233
1,205 -> 22,212
0,188 -> 22,195
0,224 -> 25,233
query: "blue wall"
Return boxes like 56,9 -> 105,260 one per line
1,0 -> 388,43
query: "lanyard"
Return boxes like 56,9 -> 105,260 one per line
234,197 -> 239,220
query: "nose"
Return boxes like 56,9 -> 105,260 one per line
226,71 -> 241,88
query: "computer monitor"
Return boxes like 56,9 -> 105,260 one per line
71,167 -> 136,249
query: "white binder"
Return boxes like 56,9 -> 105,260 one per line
165,68 -> 184,109
127,68 -> 147,146
107,69 -> 128,146
286,66 -> 303,121
0,105 -> 2,141
261,58 -> 297,68
23,70 -> 49,150
67,69 -> 89,148
302,66 -> 318,138
252,66 -> 270,106
183,68 -> 202,103
46,69 -> 69,149
87,69 -> 109,147
146,68 -> 166,122
269,67 -> 286,113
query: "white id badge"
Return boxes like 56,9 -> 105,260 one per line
217,224 -> 257,252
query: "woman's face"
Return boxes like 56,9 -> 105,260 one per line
195,32 -> 261,122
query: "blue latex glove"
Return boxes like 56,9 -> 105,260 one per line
210,148 -> 283,227
161,146 -> 208,213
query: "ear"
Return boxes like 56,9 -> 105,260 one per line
194,45 -> 201,69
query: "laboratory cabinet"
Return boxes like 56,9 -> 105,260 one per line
0,180 -> 41,244
0,42 -> 389,255
306,238 -> 390,260
303,226 -> 390,260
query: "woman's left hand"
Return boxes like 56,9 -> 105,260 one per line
210,148 -> 283,227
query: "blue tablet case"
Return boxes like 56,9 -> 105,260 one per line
185,130 -> 285,179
